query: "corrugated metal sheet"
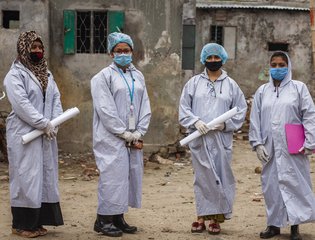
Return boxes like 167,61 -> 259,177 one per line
196,3 -> 309,11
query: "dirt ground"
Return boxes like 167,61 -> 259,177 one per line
1,139 -> 315,240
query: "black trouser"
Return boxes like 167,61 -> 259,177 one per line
11,203 -> 64,231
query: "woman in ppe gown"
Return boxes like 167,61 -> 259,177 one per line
179,43 -> 247,235
4,31 -> 63,238
249,51 -> 315,240
91,32 -> 151,237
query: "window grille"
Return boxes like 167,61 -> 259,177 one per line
63,10 -> 124,54
76,11 -> 107,54
210,25 -> 223,46
93,12 -> 107,53
77,11 -> 91,53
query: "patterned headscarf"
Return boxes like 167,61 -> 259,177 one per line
17,31 -> 48,91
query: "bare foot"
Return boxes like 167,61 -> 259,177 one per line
208,220 -> 221,235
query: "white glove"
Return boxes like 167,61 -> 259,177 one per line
256,144 -> 269,163
118,131 -> 133,143
210,122 -> 225,131
132,131 -> 142,142
43,121 -> 54,140
299,146 -> 313,155
194,120 -> 209,135
52,126 -> 59,138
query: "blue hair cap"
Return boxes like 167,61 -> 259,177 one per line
107,32 -> 134,53
200,43 -> 228,64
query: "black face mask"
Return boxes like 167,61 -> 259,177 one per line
205,61 -> 222,72
30,52 -> 43,63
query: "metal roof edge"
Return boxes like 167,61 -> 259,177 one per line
196,3 -> 310,11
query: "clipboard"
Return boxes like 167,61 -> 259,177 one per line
285,124 -> 315,154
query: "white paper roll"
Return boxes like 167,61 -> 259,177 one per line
0,91 -> 5,101
179,107 -> 238,146
22,107 -> 80,144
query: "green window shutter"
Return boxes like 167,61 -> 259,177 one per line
63,10 -> 75,54
108,11 -> 125,33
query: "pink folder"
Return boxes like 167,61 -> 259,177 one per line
285,124 -> 315,154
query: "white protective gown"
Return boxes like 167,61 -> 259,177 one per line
179,69 -> 247,218
4,60 -> 63,208
249,53 -> 315,227
91,63 -> 151,215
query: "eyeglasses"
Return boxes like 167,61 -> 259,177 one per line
207,82 -> 216,98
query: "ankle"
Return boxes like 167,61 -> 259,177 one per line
209,219 -> 217,224
291,225 -> 299,233
291,225 -> 299,229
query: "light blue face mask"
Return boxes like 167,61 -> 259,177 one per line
269,67 -> 288,81
113,53 -> 132,67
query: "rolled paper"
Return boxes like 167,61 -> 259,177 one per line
179,107 -> 238,146
0,91 -> 5,101
22,107 -> 80,144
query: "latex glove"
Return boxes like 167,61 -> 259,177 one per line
210,122 -> 225,131
194,120 -> 209,135
299,146 -> 313,155
132,131 -> 142,142
52,126 -> 59,138
43,121 -> 54,140
256,144 -> 269,163
118,131 -> 134,143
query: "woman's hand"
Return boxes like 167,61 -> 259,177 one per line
132,131 -> 142,143
43,121 -> 54,140
118,131 -> 133,143
299,147 -> 313,155
256,145 -> 270,163
194,120 -> 209,135
209,122 -> 225,131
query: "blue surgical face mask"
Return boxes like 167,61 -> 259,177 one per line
113,53 -> 132,67
269,67 -> 288,81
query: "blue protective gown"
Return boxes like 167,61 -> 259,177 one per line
91,63 -> 151,215
179,69 -> 247,218
4,60 -> 63,208
249,53 -> 315,227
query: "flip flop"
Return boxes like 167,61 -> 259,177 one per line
12,228 -> 40,238
191,221 -> 206,233
208,222 -> 221,235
